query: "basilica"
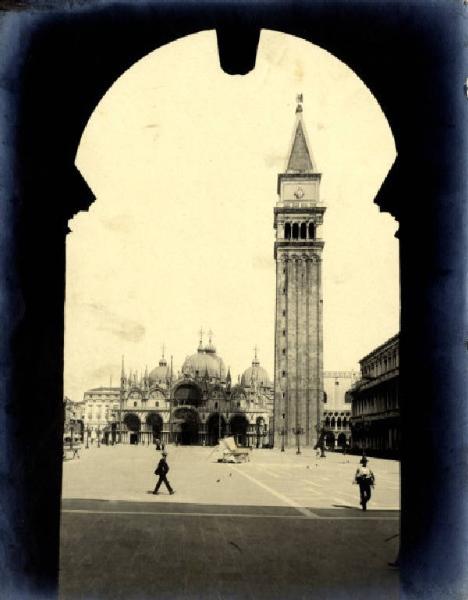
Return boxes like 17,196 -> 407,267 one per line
89,333 -> 274,447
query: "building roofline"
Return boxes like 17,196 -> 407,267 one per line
359,333 -> 399,365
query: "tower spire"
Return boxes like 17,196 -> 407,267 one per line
286,93 -> 316,174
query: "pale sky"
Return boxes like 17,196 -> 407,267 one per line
64,29 -> 399,402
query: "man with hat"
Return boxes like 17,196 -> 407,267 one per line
354,455 -> 375,510
153,450 -> 175,495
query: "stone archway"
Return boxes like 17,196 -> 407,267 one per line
172,407 -> 200,445
206,413 -> 226,445
325,431 -> 335,450
123,413 -> 141,445
229,414 -> 249,447
337,432 -> 347,449
146,412 -> 163,442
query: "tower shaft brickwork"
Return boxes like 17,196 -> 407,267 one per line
273,100 -> 326,449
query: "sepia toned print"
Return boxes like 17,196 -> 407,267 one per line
61,30 -> 400,599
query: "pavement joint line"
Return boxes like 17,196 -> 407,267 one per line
252,465 -> 281,479
61,509 -> 399,520
231,465 -> 320,519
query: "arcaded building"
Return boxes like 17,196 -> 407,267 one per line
349,333 -> 400,458
83,334 -> 274,446
273,98 -> 325,449
322,371 -> 359,449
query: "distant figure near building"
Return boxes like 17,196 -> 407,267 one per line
354,456 -> 375,510
153,451 -> 174,495
155,438 -> 162,450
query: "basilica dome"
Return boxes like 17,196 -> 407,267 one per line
182,338 -> 226,380
149,356 -> 170,385
241,353 -> 271,388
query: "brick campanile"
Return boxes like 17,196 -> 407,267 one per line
273,98 -> 326,449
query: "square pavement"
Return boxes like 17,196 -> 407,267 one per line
60,444 -> 400,599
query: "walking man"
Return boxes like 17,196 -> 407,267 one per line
153,451 -> 175,495
354,456 -> 375,510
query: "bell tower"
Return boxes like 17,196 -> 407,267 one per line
273,96 -> 326,449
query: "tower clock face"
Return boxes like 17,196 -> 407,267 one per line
294,187 -> 304,199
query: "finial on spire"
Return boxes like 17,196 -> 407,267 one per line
208,328 -> 213,343
121,355 -> 125,378
296,93 -> 303,113
198,327 -> 204,345
254,345 -> 258,360
161,343 -> 165,359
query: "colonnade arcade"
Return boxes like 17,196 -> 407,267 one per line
119,408 -> 267,447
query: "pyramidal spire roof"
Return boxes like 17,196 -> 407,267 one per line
285,96 -> 316,173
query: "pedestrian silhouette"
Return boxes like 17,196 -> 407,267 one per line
153,451 -> 174,495
353,456 -> 375,510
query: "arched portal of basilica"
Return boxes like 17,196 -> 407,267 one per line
123,413 -> 141,445
206,413 -> 227,446
173,407 -> 200,445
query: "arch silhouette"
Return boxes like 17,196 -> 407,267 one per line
3,7 -> 464,598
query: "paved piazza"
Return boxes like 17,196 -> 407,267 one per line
60,445 -> 400,599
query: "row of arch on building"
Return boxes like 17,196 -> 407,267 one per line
324,431 -> 349,449
324,415 -> 349,430
283,222 -> 316,240
118,408 -> 269,447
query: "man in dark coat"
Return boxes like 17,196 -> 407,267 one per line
153,451 -> 175,495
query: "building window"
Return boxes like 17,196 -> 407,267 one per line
133,401 -> 137,407
282,370 -> 286,377
282,348 -> 286,354
214,402 -> 218,409
282,329 -> 286,336
282,309 -> 286,316
292,223 -> 299,239
300,223 -> 307,239
237,402 -> 241,407
308,223 -> 315,239
155,401 -> 159,407
284,222 -> 291,239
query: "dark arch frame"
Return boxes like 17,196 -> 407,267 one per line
0,3 -> 464,598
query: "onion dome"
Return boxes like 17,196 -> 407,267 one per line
149,354 -> 171,385
182,337 -> 226,380
241,349 -> 271,388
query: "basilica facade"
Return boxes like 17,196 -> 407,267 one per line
111,335 -> 273,447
